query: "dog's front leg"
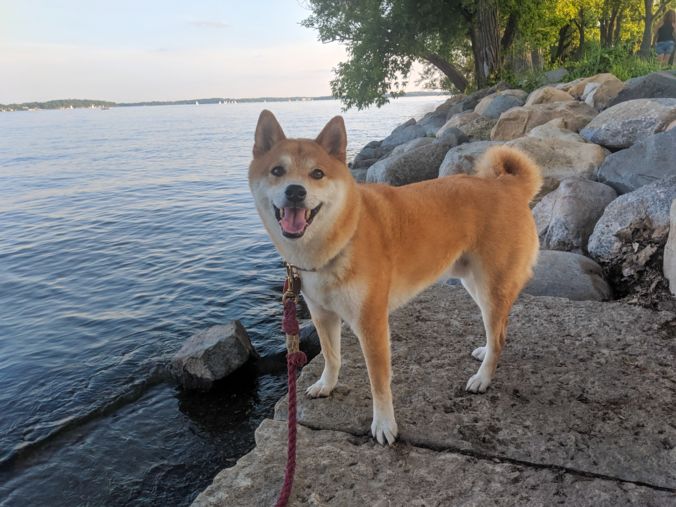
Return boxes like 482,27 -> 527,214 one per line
305,301 -> 342,398
355,310 -> 398,445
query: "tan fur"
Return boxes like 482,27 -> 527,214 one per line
249,110 -> 542,445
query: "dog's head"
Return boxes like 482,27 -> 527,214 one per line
249,110 -> 357,254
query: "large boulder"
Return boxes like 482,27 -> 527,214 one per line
579,98 -> 676,150
491,101 -> 597,141
664,200 -> 676,296
381,118 -> 427,149
438,141 -> 501,177
595,129 -> 676,194
390,136 -> 435,157
351,140 -> 389,171
446,82 -> 510,118
543,67 -> 568,83
474,90 -> 526,119
533,177 -> 617,253
524,250 -> 612,301
566,73 -> 624,110
170,322 -> 258,390
525,86 -> 575,106
506,136 -> 609,196
608,71 -> 676,107
526,118 -> 586,143
588,176 -> 676,296
366,131 -> 468,185
418,109 -> 449,136
438,111 -> 497,141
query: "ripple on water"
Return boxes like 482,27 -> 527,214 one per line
0,97 -> 447,505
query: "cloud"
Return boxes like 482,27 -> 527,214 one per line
188,20 -> 229,29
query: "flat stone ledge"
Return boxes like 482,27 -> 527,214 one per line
193,418 -> 674,506
276,285 -> 675,489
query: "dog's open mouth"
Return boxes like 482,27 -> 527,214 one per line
274,204 -> 322,238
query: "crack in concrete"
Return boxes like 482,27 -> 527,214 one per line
295,420 -> 676,493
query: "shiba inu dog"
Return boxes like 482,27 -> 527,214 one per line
249,110 -> 542,445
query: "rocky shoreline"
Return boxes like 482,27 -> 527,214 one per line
352,69 -> 676,309
191,70 -> 676,505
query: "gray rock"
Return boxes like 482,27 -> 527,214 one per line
350,168 -> 368,183
274,284 -> 675,488
506,136 -> 610,197
579,98 -> 676,149
446,82 -> 510,118
526,118 -> 586,143
491,101 -> 597,141
381,118 -> 427,148
438,111 -> 497,141
170,322 -> 257,390
474,91 -> 526,119
350,140 -> 388,170
544,67 -> 568,83
417,109 -> 448,136
596,129 -> 676,194
525,86 -> 575,106
524,250 -> 612,301
193,419 -> 674,506
366,132 -> 467,186
389,136 -> 435,157
533,177 -> 618,252
438,141 -> 500,177
608,70 -> 676,107
588,175 -> 676,264
665,199 -> 676,296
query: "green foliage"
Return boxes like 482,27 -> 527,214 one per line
302,0 -> 674,109
563,42 -> 664,80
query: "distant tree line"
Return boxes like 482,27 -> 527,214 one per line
302,0 -> 675,109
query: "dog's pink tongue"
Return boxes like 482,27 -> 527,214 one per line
281,208 -> 307,234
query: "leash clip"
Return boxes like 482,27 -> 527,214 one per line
283,263 -> 302,304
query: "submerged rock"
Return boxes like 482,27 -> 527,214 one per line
170,322 -> 258,390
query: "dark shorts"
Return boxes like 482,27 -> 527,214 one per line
656,41 -> 675,55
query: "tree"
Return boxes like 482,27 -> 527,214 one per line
639,0 -> 673,56
302,0 -> 470,109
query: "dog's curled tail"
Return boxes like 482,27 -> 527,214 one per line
475,146 -> 543,202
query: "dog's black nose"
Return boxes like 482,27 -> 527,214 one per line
285,184 -> 307,203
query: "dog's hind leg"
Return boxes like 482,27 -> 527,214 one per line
465,277 -> 519,393
461,275 -> 488,362
305,302 -> 342,398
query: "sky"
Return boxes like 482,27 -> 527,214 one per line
0,0 -> 355,103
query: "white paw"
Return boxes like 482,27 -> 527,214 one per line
465,371 -> 492,393
305,378 -> 335,398
471,346 -> 486,361
371,412 -> 398,446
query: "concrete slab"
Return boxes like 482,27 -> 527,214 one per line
193,419 -> 674,506
276,285 -> 675,489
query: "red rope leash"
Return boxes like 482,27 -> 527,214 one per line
275,267 -> 307,507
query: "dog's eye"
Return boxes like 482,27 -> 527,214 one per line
310,169 -> 325,180
271,166 -> 285,177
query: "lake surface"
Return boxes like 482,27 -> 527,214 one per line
0,97 -> 446,506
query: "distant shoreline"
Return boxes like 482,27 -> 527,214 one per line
0,91 -> 450,113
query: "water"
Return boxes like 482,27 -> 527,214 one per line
0,97 -> 446,506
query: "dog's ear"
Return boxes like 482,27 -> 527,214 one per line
253,110 -> 286,158
316,116 -> 347,163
